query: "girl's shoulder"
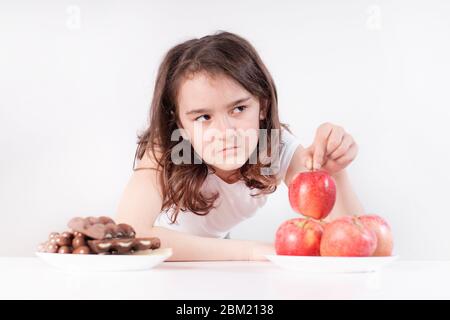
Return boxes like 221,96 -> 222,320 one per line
133,148 -> 163,171
280,126 -> 298,144
279,127 -> 302,155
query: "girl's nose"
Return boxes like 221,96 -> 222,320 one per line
215,115 -> 235,132
214,116 -> 237,143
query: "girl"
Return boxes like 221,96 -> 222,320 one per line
115,31 -> 364,261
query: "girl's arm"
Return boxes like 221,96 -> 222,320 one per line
138,226 -> 273,261
115,153 -> 273,261
284,123 -> 364,221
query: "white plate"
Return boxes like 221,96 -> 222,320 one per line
265,254 -> 398,273
36,248 -> 173,272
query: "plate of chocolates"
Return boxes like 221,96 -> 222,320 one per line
36,216 -> 172,272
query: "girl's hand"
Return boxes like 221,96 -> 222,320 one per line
302,122 -> 358,175
249,241 -> 275,261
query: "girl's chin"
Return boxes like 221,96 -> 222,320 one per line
207,157 -> 248,171
211,163 -> 245,171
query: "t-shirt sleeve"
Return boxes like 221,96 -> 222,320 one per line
276,128 -> 302,182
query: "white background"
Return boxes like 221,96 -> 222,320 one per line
1,0 -> 449,259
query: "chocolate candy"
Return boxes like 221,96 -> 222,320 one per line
72,246 -> 91,254
73,231 -> 84,238
38,216 -> 160,255
46,243 -> 59,253
38,232 -> 88,254
58,246 -> 73,254
61,231 -> 74,239
115,224 -> 136,239
72,236 -> 87,249
87,237 -> 161,254
48,232 -> 59,240
68,216 -> 136,240
56,235 -> 72,246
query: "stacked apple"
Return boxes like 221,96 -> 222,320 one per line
276,170 -> 393,257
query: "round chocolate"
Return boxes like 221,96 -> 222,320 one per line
72,236 -> 86,249
48,232 -> 59,240
58,246 -> 73,254
73,231 -> 84,238
61,231 -> 74,239
46,243 -> 59,253
73,246 -> 90,254
56,235 -> 72,246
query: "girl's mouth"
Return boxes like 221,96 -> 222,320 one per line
221,146 -> 238,153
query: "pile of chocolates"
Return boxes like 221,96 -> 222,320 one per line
37,216 -> 160,255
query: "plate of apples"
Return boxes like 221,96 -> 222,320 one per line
266,170 -> 398,273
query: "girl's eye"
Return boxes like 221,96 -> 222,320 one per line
232,105 -> 247,114
194,114 -> 211,122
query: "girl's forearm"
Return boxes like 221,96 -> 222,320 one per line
326,169 -> 365,220
140,226 -> 272,261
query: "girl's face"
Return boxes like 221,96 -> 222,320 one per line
176,71 -> 262,172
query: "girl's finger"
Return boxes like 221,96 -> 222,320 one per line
335,142 -> 358,164
326,126 -> 345,156
302,146 -> 314,170
329,134 -> 354,160
312,143 -> 326,170
312,124 -> 333,170
305,156 -> 313,171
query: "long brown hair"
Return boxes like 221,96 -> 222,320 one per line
133,31 -> 290,223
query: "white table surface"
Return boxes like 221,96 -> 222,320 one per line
1,257 -> 449,299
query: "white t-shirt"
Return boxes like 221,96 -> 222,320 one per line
153,128 -> 302,239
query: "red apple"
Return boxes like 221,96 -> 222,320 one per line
288,170 -> 337,220
320,216 -> 377,257
275,218 -> 324,256
359,214 -> 394,256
